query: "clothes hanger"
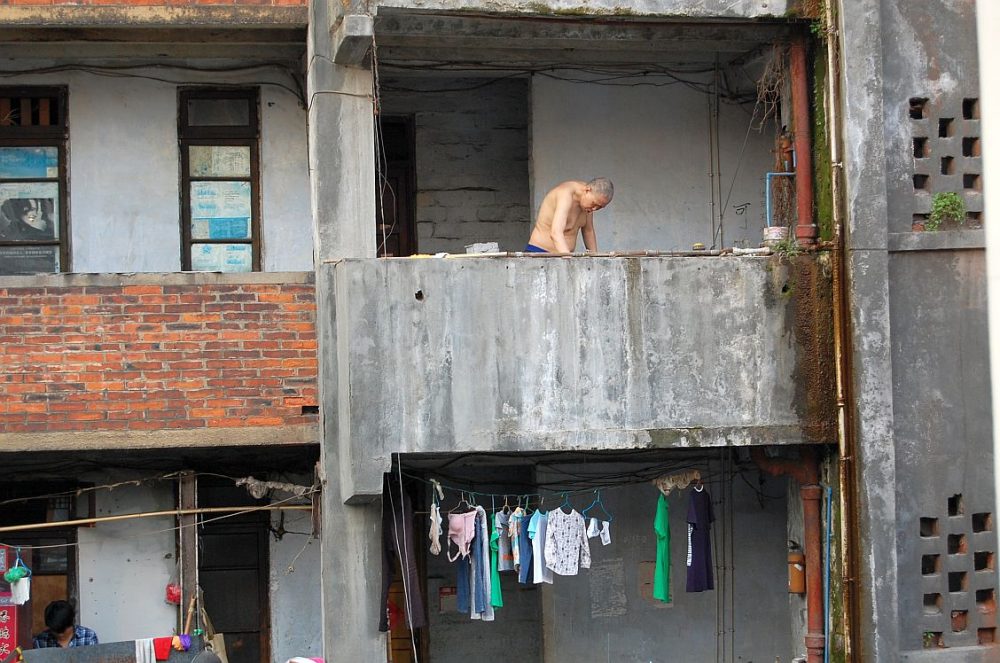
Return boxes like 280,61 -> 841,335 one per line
694,477 -> 705,492
581,489 -> 613,522
449,491 -> 472,514
559,492 -> 572,512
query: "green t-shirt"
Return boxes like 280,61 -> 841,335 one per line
653,494 -> 670,602
490,512 -> 504,608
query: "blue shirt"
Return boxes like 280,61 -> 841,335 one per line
33,626 -> 99,649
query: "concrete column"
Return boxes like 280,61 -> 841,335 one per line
837,0 -> 900,659
308,0 -> 383,659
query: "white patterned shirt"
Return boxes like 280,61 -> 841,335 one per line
543,508 -> 591,576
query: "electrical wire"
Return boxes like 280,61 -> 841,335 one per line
0,62 -> 305,106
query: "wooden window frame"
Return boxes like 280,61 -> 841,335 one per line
0,86 -> 70,273
178,88 -> 261,272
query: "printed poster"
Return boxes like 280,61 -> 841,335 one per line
0,147 -> 58,179
0,182 -> 59,241
190,181 -> 251,240
190,243 -> 252,272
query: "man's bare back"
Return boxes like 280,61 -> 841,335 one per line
527,178 -> 614,254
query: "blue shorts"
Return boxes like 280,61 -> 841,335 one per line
524,244 -> 548,253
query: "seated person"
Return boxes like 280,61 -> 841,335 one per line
32,600 -> 99,649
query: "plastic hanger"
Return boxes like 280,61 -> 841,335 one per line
448,492 -> 472,514
581,489 -> 613,522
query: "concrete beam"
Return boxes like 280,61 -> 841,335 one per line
0,6 -> 307,29
0,424 -> 319,452
374,0 -> 788,19
332,14 -> 374,65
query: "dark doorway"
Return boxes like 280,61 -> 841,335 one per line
376,116 -> 417,257
198,479 -> 270,663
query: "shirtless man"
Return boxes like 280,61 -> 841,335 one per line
525,178 -> 614,254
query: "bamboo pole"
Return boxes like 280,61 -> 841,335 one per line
0,505 -> 311,534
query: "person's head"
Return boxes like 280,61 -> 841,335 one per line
44,600 -> 76,636
581,178 -> 614,213
2,198 -> 46,230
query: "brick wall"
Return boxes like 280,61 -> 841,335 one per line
5,0 -> 306,7
381,77 -> 531,253
0,276 -> 317,435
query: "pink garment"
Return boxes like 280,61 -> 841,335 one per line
447,511 -> 478,561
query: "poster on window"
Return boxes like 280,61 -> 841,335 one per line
189,146 -> 250,178
0,182 -> 59,241
0,147 -> 58,179
190,243 -> 252,273
190,181 -> 251,240
0,245 -> 59,275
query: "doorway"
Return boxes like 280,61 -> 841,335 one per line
376,116 -> 417,257
198,479 -> 271,663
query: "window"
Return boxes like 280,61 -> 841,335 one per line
179,88 -> 260,272
0,87 -> 68,275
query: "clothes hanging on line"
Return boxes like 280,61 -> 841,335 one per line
586,518 -> 612,546
509,507 -> 525,569
470,506 -> 494,621
495,510 -> 515,572
446,510 -> 478,562
528,511 -> 554,585
517,512 -> 533,584
686,485 -> 715,593
379,475 -> 426,633
653,494 -> 671,603
489,512 -> 504,608
544,507 -> 591,576
429,501 -> 443,556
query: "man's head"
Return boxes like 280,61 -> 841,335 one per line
581,178 -> 614,212
45,600 -> 75,636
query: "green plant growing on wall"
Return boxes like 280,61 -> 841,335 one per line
926,192 -> 966,231
772,237 -> 801,260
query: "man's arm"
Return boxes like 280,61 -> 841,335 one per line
548,192 -> 574,253
581,212 -> 597,253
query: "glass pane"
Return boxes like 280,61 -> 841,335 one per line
0,244 -> 59,274
189,146 -> 251,178
190,243 -> 252,272
187,98 -> 250,127
0,147 -> 58,179
190,181 -> 252,240
0,182 -> 59,240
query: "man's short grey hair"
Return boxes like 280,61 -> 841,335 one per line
588,177 -> 614,201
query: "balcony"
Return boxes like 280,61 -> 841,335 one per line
325,254 -> 835,498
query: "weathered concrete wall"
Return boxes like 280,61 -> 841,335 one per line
77,480 -> 177,642
380,77 -> 531,253
0,68 -> 310,273
268,506 -> 322,663
332,255 -> 834,497
375,0 -> 788,19
538,464 -> 791,661
839,0 -> 995,658
531,71 -> 775,252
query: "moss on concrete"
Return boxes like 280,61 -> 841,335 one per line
812,43 -> 834,242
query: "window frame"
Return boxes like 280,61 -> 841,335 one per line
0,86 -> 70,274
178,87 -> 261,272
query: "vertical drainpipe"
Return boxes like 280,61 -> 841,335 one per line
751,448 -> 825,663
790,37 -> 818,246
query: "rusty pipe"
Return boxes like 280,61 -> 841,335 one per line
752,447 -> 825,663
790,37 -> 817,246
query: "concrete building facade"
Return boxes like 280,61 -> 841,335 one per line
0,0 -> 993,662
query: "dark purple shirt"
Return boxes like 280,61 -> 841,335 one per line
686,487 -> 714,592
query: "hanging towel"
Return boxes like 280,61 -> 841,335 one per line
136,639 -> 156,663
153,637 -> 173,660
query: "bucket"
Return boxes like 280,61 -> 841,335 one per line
762,226 -> 789,247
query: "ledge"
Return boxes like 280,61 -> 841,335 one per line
0,423 -> 319,453
0,5 -> 307,29
0,271 -> 314,287
887,229 -> 985,252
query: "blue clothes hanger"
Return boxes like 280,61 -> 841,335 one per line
581,489 -> 613,522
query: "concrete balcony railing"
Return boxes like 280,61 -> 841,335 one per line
324,254 -> 836,498
373,0 -> 788,19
